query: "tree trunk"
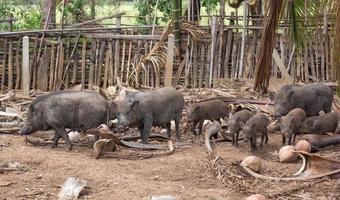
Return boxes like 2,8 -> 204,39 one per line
172,0 -> 181,51
334,2 -> 340,95
192,0 -> 201,22
253,0 -> 284,92
90,0 -> 95,19
41,0 -> 56,29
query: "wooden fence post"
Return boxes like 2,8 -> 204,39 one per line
165,34 -> 174,87
209,16 -> 217,87
22,36 -> 30,96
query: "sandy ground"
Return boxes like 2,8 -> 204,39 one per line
1,128 -> 339,200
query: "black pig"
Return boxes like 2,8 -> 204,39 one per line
311,110 -> 340,134
187,99 -> 228,136
227,110 -> 255,147
279,108 -> 306,145
116,87 -> 184,143
273,83 -> 333,117
241,113 -> 270,152
20,91 -> 117,150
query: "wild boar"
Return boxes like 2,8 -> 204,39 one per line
20,91 -> 118,150
273,83 -> 333,117
310,110 -> 340,134
227,110 -> 255,147
187,99 -> 228,136
279,108 -> 306,145
116,87 -> 184,144
241,113 -> 270,152
298,116 -> 320,134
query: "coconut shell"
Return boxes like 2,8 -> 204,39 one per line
294,140 -> 312,152
279,145 -> 298,163
246,194 -> 266,200
241,156 -> 261,172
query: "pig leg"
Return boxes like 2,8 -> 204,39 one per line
292,133 -> 297,144
55,128 -> 73,150
174,113 -> 181,142
198,121 -> 204,135
336,122 -> 340,134
231,131 -> 236,146
250,136 -> 257,152
52,132 -> 61,148
192,121 -> 198,135
281,133 -> 286,146
260,132 -> 264,149
141,119 -> 152,144
264,130 -> 269,144
234,130 -> 240,147
165,122 -> 171,139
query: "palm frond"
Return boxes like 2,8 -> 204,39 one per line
286,0 -> 326,51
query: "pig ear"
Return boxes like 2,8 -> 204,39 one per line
238,121 -> 244,127
130,100 -> 140,111
251,123 -> 256,129
268,91 -> 276,101
193,106 -> 200,113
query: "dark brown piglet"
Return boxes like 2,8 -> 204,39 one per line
279,108 -> 306,145
187,99 -> 228,136
227,110 -> 255,147
311,110 -> 340,134
241,113 -> 270,152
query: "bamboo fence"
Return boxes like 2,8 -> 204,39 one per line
0,14 -> 336,92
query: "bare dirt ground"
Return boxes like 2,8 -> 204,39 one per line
1,129 -> 339,200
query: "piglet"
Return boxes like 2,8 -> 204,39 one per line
187,99 -> 228,136
241,113 -> 270,152
279,108 -> 306,145
227,110 -> 255,147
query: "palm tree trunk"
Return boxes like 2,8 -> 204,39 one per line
41,0 -> 56,29
334,2 -> 340,95
253,0 -> 284,92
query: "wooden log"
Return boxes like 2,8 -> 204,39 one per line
96,40 -> 106,86
89,38 -> 96,88
103,49 -> 110,88
165,34 -> 174,87
49,43 -> 55,91
15,40 -> 21,90
22,36 -> 30,96
272,49 -> 293,83
81,39 -> 86,89
8,39 -> 13,89
1,39 -> 7,90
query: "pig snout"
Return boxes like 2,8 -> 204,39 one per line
19,126 -> 31,135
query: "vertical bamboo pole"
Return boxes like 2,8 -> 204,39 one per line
1,39 -> 7,90
8,38 -> 13,89
165,34 -> 175,87
22,36 -> 30,96
15,40 -> 21,90
49,43 -> 55,91
103,49 -> 110,88
238,1 -> 247,78
209,16 -> 217,87
81,39 -> 86,89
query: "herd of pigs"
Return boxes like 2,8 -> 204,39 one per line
19,82 -> 337,154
